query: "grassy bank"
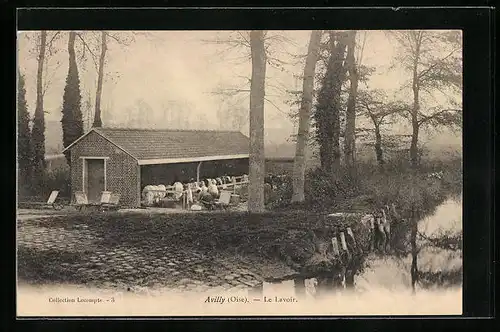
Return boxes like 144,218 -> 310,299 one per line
19,210 -> 372,280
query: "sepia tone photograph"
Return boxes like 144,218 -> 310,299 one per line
16,29 -> 463,316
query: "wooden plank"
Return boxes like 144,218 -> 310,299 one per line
340,232 -> 348,252
331,237 -> 340,256
346,227 -> 358,249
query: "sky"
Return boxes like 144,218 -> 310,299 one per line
17,30 -> 462,146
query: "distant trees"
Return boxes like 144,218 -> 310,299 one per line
248,30 -> 267,213
213,86 -> 249,132
75,31 -> 137,128
17,71 -> 32,191
291,30 -> 322,203
61,31 -> 84,165
356,89 -> 409,167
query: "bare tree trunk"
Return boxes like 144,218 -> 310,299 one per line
410,69 -> 420,169
344,31 -> 358,169
331,33 -> 348,173
410,33 -> 422,169
314,31 -> 348,174
31,30 -> 47,179
374,124 -> 384,166
291,30 -> 322,203
410,205 -> 419,294
93,31 -> 107,127
248,30 -> 267,213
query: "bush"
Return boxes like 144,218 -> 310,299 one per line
29,167 -> 71,200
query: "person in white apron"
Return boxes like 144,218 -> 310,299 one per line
173,181 -> 183,200
208,179 -> 219,198
186,185 -> 194,205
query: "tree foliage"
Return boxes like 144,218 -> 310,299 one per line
17,70 -> 32,189
312,31 -> 349,174
31,30 -> 47,181
356,89 -> 411,165
387,30 -> 462,168
61,31 -> 84,166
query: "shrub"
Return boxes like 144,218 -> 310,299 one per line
29,167 -> 71,200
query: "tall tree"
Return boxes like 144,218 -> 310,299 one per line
291,30 -> 323,203
31,30 -> 47,180
389,30 -> 462,168
313,31 -> 348,174
248,30 -> 267,213
61,31 -> 84,166
343,30 -> 359,168
93,31 -> 107,127
388,30 -> 462,292
75,31 -> 138,127
17,70 -> 32,190
356,89 -> 409,167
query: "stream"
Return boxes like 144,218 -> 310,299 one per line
260,195 -> 463,313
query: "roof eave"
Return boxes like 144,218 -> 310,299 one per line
61,128 -> 139,161
137,154 -> 249,165
61,128 -> 97,153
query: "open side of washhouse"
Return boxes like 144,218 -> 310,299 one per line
63,127 -> 250,208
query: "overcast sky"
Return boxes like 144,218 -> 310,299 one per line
17,30 -> 461,144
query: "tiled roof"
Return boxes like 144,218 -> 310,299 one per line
92,128 -> 250,161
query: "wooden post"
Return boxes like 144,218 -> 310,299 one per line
340,232 -> 348,252
136,163 -> 142,208
346,227 -> 357,248
331,237 -> 340,257
196,162 -> 202,184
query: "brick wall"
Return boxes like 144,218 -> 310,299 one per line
69,131 -> 140,207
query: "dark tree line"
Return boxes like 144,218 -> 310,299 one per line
18,30 -> 85,196
313,31 -> 349,174
61,31 -> 84,166
17,72 -> 31,194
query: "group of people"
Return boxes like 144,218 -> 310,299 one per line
141,174 -> 249,207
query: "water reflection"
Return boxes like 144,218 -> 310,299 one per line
419,194 -> 462,237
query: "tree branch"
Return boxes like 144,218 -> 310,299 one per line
75,32 -> 99,70
417,108 -> 461,126
417,46 -> 461,81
